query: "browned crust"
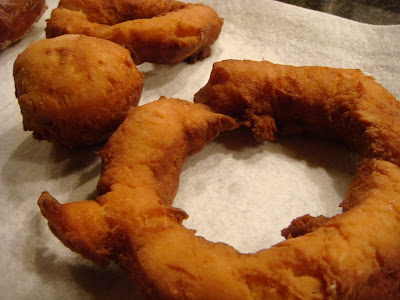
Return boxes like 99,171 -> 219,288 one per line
281,214 -> 330,239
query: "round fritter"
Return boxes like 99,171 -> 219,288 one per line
14,34 -> 144,147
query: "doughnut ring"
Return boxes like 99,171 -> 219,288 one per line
45,0 -> 223,64
39,60 -> 400,299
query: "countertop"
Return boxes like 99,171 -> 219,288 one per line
276,0 -> 400,24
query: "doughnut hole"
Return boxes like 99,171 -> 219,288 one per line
174,132 -> 357,253
14,34 -> 144,148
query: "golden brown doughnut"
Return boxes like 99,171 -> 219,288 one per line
39,83 -> 400,299
45,0 -> 223,65
14,34 -> 144,148
0,0 -> 46,49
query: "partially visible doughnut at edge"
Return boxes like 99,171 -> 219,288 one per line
0,0 -> 46,49
45,0 -> 224,64
14,34 -> 144,148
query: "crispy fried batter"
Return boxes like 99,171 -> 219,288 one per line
39,91 -> 400,298
14,34 -> 144,147
281,214 -> 330,239
45,0 -> 223,64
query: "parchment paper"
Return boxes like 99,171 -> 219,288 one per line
1,0 -> 399,299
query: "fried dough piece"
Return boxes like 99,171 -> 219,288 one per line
14,34 -> 144,147
45,1 -> 223,64
194,60 -> 400,167
39,98 -> 400,299
0,0 -> 46,49
57,0 -> 185,25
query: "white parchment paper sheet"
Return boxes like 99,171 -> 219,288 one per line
1,0 -> 399,298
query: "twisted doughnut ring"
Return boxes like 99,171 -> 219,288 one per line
39,60 -> 400,298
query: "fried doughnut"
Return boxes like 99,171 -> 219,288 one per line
39,86 -> 400,298
56,0 -> 186,25
45,0 -> 223,65
14,34 -> 144,148
0,0 -> 46,49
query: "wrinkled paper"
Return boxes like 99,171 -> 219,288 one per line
1,0 -> 399,298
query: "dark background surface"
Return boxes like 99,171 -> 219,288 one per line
275,0 -> 400,24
